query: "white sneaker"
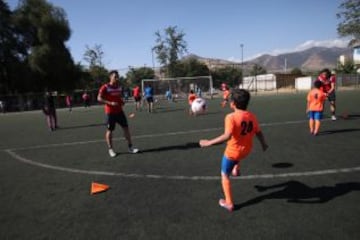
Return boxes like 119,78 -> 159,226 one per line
128,147 -> 139,154
108,148 -> 116,157
331,115 -> 337,121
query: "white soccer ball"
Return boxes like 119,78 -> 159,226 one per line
191,98 -> 207,114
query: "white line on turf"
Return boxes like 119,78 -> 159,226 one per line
5,149 -> 360,180
3,118 -> 359,180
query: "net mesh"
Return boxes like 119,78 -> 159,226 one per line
141,76 -> 213,100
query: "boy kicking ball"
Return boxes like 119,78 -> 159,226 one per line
199,89 -> 268,212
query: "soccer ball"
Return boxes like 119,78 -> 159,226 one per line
191,98 -> 207,114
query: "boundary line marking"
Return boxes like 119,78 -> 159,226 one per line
3,118 -> 360,180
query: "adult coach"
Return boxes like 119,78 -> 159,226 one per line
318,68 -> 337,120
97,70 -> 139,157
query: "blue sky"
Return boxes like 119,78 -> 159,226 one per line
8,0 -> 349,75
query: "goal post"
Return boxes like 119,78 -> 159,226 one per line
141,75 -> 214,100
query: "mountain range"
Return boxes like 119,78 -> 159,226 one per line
188,47 -> 353,73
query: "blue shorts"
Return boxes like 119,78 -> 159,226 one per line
308,111 -> 323,120
106,112 -> 128,131
221,155 -> 239,176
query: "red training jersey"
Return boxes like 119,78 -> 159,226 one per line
133,86 -> 140,97
318,74 -> 335,93
98,83 -> 124,114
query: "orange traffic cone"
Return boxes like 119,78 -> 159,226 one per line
90,182 -> 110,195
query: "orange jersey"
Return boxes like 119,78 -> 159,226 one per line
188,93 -> 197,105
307,88 -> 326,112
223,90 -> 230,100
224,110 -> 260,161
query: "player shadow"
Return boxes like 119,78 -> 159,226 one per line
139,142 -> 200,153
318,128 -> 360,135
56,123 -> 105,130
272,162 -> 294,168
234,180 -> 360,211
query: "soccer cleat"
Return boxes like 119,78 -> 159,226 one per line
108,148 -> 116,157
331,115 -> 337,121
219,199 -> 234,212
128,147 -> 139,154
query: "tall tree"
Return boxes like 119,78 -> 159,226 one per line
0,0 -> 28,93
126,66 -> 154,86
337,0 -> 360,47
13,0 -> 78,91
82,44 -> 108,89
153,26 -> 187,77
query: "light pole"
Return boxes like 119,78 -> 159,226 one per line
240,44 -> 244,67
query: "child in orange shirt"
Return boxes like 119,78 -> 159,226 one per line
199,89 -> 268,212
188,90 -> 197,115
307,80 -> 326,135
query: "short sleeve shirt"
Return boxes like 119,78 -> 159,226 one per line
224,110 -> 260,161
98,83 -> 124,114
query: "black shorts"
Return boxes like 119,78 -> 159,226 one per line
106,112 -> 128,131
327,91 -> 336,102
146,97 -> 154,103
134,96 -> 141,102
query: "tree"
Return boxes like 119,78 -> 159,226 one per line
83,44 -> 104,68
290,67 -> 303,75
211,66 -> 243,88
173,57 -> 210,77
82,44 -> 108,89
337,0 -> 360,47
126,66 -> 155,86
0,0 -> 29,93
336,59 -> 357,73
13,0 -> 78,91
153,26 -> 187,77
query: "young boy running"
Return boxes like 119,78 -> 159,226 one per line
306,80 -> 326,136
199,89 -> 268,212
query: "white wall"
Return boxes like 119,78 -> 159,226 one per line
295,76 -> 315,90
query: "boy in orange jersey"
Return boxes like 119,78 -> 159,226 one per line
221,86 -> 230,108
188,90 -> 197,115
306,80 -> 327,136
199,89 -> 268,212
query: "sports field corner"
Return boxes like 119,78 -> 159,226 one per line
0,90 -> 360,240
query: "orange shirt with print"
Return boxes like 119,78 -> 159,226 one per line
188,93 -> 197,105
224,110 -> 260,161
307,88 -> 326,112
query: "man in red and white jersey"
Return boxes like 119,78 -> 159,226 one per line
317,68 -> 337,120
97,70 -> 139,157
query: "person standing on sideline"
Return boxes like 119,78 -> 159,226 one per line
306,80 -> 327,136
65,94 -> 72,112
132,85 -> 142,111
97,70 -> 139,157
43,91 -> 58,131
82,91 -> 90,108
317,68 -> 337,120
144,84 -> 154,113
199,89 -> 268,212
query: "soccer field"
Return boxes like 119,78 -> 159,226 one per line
1,90 -> 360,240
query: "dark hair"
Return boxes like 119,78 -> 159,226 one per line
231,89 -> 250,110
109,70 -> 119,77
320,68 -> 331,78
313,80 -> 322,89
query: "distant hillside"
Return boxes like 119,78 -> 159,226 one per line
185,47 -> 353,73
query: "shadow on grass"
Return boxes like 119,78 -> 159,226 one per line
234,181 -> 360,211
57,123 -> 105,130
318,128 -> 360,135
140,142 -> 200,153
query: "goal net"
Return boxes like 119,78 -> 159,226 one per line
141,75 -> 213,100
